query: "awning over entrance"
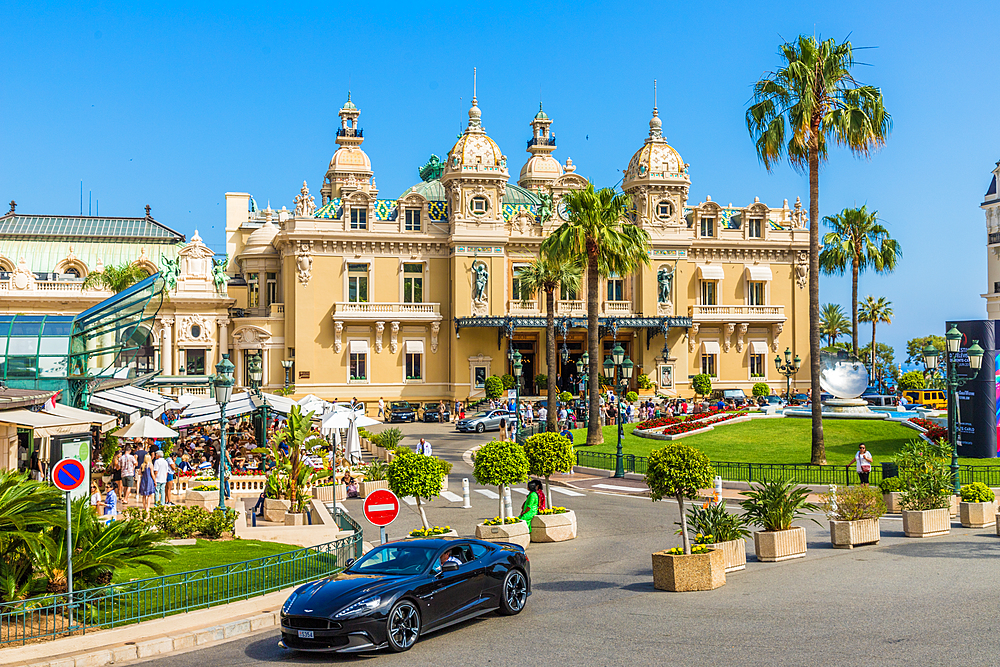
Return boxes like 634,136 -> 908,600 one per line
745,265 -> 774,281
697,264 -> 726,280
44,404 -> 118,433
173,392 -> 255,429
91,385 -> 179,419
0,409 -> 91,438
701,340 -> 721,355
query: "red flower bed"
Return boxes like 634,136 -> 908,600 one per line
636,416 -> 681,430
908,418 -> 936,432
925,426 -> 948,442
662,421 -> 713,436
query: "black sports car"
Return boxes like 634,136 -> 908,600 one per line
279,538 -> 530,653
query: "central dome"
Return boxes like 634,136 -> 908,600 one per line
444,132 -> 506,175
623,141 -> 684,183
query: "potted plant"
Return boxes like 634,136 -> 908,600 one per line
473,440 -> 530,546
360,460 -> 390,497
434,457 -> 453,491
625,391 -> 639,404
878,476 -> 904,513
269,405 -> 329,525
387,450 -> 443,533
681,501 -> 750,572
645,443 -> 723,591
636,373 -> 655,396
896,439 -> 953,538
485,375 -> 504,400
820,484 -> 885,549
740,478 -> 818,562
959,482 -> 996,529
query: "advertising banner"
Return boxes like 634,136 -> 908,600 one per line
953,320 -> 997,459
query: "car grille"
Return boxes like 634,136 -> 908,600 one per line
283,616 -> 342,630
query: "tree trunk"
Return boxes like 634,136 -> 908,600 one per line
851,258 -> 860,357
498,485 -> 505,522
586,244 -> 603,445
871,321 -> 877,381
415,496 -> 429,531
544,476 -> 551,509
808,138 -> 826,464
546,286 -> 558,433
677,494 -> 690,555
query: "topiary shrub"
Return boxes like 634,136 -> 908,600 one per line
522,432 -> 574,502
558,391 -> 573,403
692,373 -> 712,398
473,440 -> 530,522
625,391 -> 639,403
645,443 -> 715,555
485,375 -> 504,399
960,482 -> 995,503
878,476 -> 903,494
534,373 -> 547,388
501,374 -> 516,390
752,382 -> 771,398
636,373 -> 654,390
387,450 -> 444,530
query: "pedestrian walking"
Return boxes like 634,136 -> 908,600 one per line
499,418 -> 508,441
378,397 -> 385,420
518,479 -> 546,526
120,446 -> 137,505
152,451 -> 170,506
850,443 -> 873,486
138,455 -> 155,516
415,437 -> 432,456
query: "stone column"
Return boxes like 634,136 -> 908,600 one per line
159,318 -> 174,375
218,318 -> 230,357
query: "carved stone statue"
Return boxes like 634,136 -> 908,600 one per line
657,263 -> 675,303
536,188 -> 553,224
418,155 -> 444,182
161,256 -> 180,291
471,261 -> 489,303
294,181 -> 316,217
212,255 -> 229,294
795,251 -> 808,289
297,243 -> 313,286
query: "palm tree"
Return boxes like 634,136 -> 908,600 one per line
516,254 -> 583,434
0,471 -> 65,602
819,303 -> 852,347
747,35 -> 891,465
82,262 -> 150,293
858,296 -> 893,380
543,184 -> 650,446
819,206 -> 901,356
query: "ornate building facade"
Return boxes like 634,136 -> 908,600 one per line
983,160 -> 1000,318
224,90 -> 810,401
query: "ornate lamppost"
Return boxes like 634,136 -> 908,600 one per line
511,349 -> 523,442
280,358 -> 293,391
603,343 -> 634,479
247,353 -> 268,448
212,354 -> 235,510
575,352 -> 589,423
774,347 -> 801,401
922,325 -> 984,494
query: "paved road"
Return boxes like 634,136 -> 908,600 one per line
139,423 -> 1000,665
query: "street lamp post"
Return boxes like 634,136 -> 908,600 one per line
512,350 -> 523,443
923,325 -> 984,495
774,347 -> 802,401
212,354 -> 235,510
280,359 -> 293,391
248,353 -> 268,450
604,343 -> 634,479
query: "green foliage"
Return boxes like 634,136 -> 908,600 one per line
636,373 -> 654,390
534,373 -> 548,387
473,440 -> 530,488
645,444 -> 714,502
878,476 -> 903,493
752,382 -> 771,398
960,482 -> 995,503
820,485 -> 886,521
691,373 -> 712,397
679,501 -> 750,542
598,374 -> 612,388
101,434 -> 119,468
269,405 -> 327,512
361,460 -> 389,482
81,262 -> 151,293
122,505 -> 237,539
387,450 -> 444,524
434,457 -> 453,477
483,516 -> 524,526
906,335 -> 946,366
501,374 -> 516,390
739,478 -> 819,531
558,391 -> 573,403
274,385 -> 296,397
894,439 -> 953,511
819,303 -> 852,347
898,371 -> 927,391
522,432 -> 574,479
625,391 -> 639,403
485,375 -> 504,399
378,427 -> 404,450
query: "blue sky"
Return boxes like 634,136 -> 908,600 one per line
1,1 -> 998,360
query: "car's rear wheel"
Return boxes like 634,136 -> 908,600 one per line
498,569 -> 527,616
386,600 -> 420,652
476,423 -> 485,433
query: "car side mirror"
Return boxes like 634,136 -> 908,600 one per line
345,558 -> 356,567
441,561 -> 459,572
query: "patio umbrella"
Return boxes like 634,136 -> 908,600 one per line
113,416 -> 179,439
345,420 -> 363,464
322,411 -> 380,430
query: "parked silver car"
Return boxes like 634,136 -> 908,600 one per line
455,409 -> 510,433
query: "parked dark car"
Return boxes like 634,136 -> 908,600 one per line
279,538 -> 530,653
421,402 -> 451,422
388,401 -> 416,423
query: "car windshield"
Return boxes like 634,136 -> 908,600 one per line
391,402 -> 411,409
424,403 -> 439,409
471,411 -> 490,419
348,545 -> 437,575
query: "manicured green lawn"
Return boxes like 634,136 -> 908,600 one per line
570,418 -> 998,467
113,538 -> 301,582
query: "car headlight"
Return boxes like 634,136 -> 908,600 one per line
334,595 -> 382,619
282,592 -> 298,616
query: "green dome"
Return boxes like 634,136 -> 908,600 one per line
398,180 -> 541,206
342,91 -> 357,110
400,179 -> 446,201
534,102 -> 548,120
503,183 -> 542,205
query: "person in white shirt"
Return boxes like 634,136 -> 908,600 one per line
850,443 -> 874,486
415,438 -> 432,456
538,406 -> 547,423
152,451 -> 170,506
378,397 -> 386,421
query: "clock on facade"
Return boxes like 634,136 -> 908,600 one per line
556,201 -> 570,221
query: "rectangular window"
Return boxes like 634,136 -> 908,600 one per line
266,272 -> 277,306
405,209 -> 421,232
748,281 -> 766,306
403,263 -> 423,303
750,354 -> 766,378
348,264 -> 368,303
351,208 -> 368,230
186,349 -> 206,375
748,219 -> 762,238
350,353 -> 367,380
700,280 -> 717,306
607,277 -> 624,301
700,217 -> 715,237
561,280 -> 578,301
701,354 -> 717,377
405,353 -> 422,380
247,272 -> 260,308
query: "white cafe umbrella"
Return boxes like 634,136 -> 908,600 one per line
345,420 -> 363,464
113,416 -> 179,439
322,411 -> 379,431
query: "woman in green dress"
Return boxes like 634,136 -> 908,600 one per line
518,479 -> 546,525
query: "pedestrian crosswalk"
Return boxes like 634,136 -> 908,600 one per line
402,496 -> 416,506
440,491 -> 463,502
551,487 -> 585,497
475,489 -> 500,499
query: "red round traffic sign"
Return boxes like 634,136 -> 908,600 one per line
52,458 -> 86,492
363,489 -> 400,527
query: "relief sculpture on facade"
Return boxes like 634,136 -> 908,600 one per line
471,260 -> 489,316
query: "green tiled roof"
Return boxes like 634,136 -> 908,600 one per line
503,183 -> 542,205
0,214 -> 186,242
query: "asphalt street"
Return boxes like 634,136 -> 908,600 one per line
138,421 -> 1000,666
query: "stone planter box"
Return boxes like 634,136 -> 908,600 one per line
263,498 -> 291,523
184,489 -> 221,510
902,507 -> 951,538
651,548 -> 726,592
530,510 -> 577,543
753,527 -> 807,562
361,480 -> 389,497
475,520 -> 530,549
950,495 -> 960,517
284,511 -> 308,526
829,518 -> 881,549
960,501 -> 997,528
707,538 -> 747,572
310,485 -> 338,502
883,492 -> 903,514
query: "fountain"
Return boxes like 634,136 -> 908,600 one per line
785,350 -> 887,420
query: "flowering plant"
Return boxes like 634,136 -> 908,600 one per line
538,506 -> 569,515
666,544 -> 712,555
409,525 -> 453,537
483,516 -> 524,526
636,416 -> 681,430
908,417 -> 936,431
661,421 -> 714,436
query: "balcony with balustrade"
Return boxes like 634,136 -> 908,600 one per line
507,299 -> 539,315
556,300 -> 585,317
602,300 -> 633,316
689,304 -> 786,323
332,302 -> 442,322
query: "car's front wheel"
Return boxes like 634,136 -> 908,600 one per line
498,569 -> 527,616
475,423 -> 485,433
385,600 -> 420,652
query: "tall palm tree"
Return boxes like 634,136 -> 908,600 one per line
819,303 -> 852,347
747,35 -> 891,465
0,471 -> 65,602
858,296 -> 893,379
516,254 -> 583,434
81,262 -> 150,293
819,206 -> 901,356
543,184 -> 650,446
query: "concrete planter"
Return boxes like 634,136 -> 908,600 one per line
530,510 -> 577,543
475,520 -> 530,549
883,492 -> 903,514
361,480 -> 389,497
662,425 -> 714,441
753,527 -> 807,562
335,484 -> 347,502
262,498 -> 291,523
651,548 -> 726,592
184,489 -> 228,511
950,495 -> 960,517
829,518 -> 881,549
959,501 -> 996,528
707,538 -> 747,572
284,512 -> 308,526
902,507 -> 951,537
311,485 -> 337,502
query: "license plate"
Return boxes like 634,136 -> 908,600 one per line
297,630 -> 314,639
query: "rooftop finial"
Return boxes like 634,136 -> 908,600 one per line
473,67 -> 477,103
7,200 -> 14,214
467,67 -> 482,130
648,79 -> 663,140
145,204 -> 151,218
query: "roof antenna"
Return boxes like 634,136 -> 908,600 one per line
653,78 -> 658,114
473,66 -> 477,102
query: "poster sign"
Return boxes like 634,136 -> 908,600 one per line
952,320 -> 996,459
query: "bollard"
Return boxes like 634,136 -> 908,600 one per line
714,475 -> 722,504
503,486 -> 514,518
462,478 -> 472,509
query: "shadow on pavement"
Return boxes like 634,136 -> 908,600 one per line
532,579 -> 621,592
880,539 -> 1000,558
619,581 -> 658,593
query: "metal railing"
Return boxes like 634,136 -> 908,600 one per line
527,135 -> 556,148
0,510 -> 362,646
336,127 -> 362,138
990,231 -> 1000,245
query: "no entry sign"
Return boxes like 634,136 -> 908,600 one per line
363,489 -> 400,527
52,458 -> 87,492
